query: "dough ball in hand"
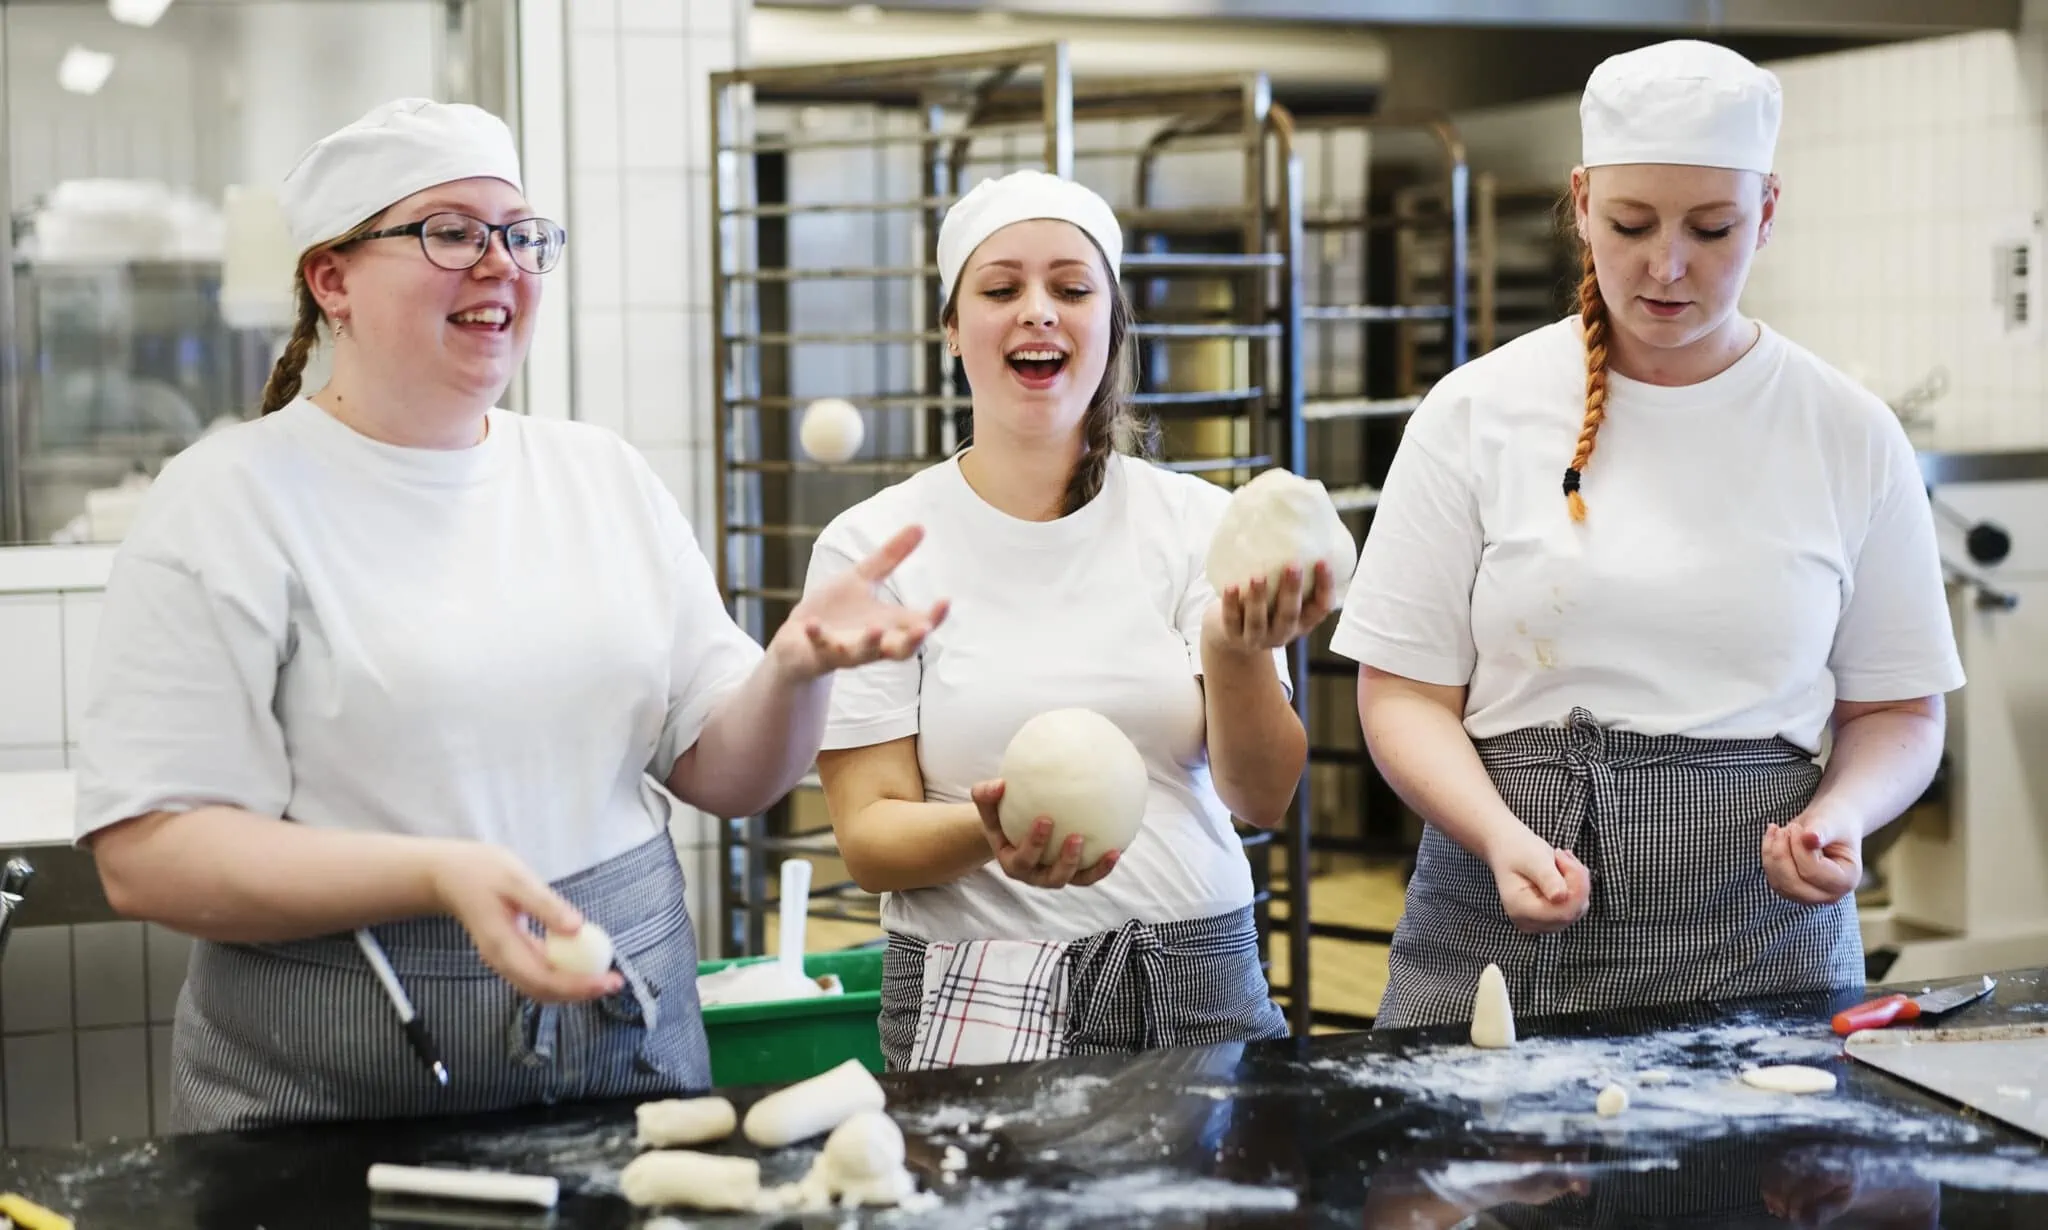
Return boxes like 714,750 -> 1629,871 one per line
799,398 -> 865,464
997,708 -> 1148,867
544,921 -> 614,976
1204,467 -> 1358,610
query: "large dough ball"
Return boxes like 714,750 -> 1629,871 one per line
799,398 -> 865,464
996,709 -> 1148,867
1204,467 -> 1358,611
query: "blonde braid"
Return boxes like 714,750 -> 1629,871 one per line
1566,244 -> 1610,523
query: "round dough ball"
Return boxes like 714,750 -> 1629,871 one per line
1739,1064 -> 1838,1095
1595,1083 -> 1629,1117
544,921 -> 614,975
821,1110 -> 906,1182
799,398 -> 865,464
996,708 -> 1148,867
1204,467 -> 1358,611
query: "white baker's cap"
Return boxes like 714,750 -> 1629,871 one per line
278,98 -> 524,254
937,169 -> 1122,305
1581,40 -> 1782,174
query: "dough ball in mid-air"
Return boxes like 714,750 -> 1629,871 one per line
544,921 -> 614,975
799,398 -> 865,464
997,708 -> 1148,867
1204,467 -> 1358,611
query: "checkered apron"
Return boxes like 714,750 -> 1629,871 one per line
877,905 -> 1288,1071
168,832 -> 710,1132
1377,707 -> 1864,1031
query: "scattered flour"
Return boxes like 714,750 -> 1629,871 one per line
867,1172 -> 1298,1227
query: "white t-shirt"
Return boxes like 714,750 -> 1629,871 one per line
73,398 -> 763,884
806,452 -> 1288,943
1330,317 -> 1965,753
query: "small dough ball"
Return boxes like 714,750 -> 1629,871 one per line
1740,1064 -> 1838,1095
996,708 -> 1148,867
544,921 -> 613,975
799,398 -> 865,464
636,1096 -> 738,1148
821,1110 -> 906,1182
1595,1084 -> 1629,1117
1204,467 -> 1358,610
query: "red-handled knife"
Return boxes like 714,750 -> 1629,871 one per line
1831,975 -> 1996,1036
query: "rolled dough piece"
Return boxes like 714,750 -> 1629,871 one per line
619,1150 -> 761,1211
543,921 -> 613,976
1470,963 -> 1516,1048
1203,467 -> 1359,610
1739,1064 -> 1838,1095
799,397 -> 865,464
365,1163 -> 559,1208
636,1096 -> 738,1148
996,708 -> 1148,867
1595,1084 -> 1629,1117
742,1058 -> 888,1148
1636,1069 -> 1672,1086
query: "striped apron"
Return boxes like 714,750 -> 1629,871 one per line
1377,707 -> 1864,1030
877,905 -> 1289,1071
169,832 -> 708,1133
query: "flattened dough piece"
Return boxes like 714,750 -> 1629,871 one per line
1470,963 -> 1516,1049
636,1096 -> 738,1148
1740,1064 -> 1838,1095
619,1150 -> 761,1211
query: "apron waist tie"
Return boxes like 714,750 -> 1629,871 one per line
1071,919 -> 1169,1048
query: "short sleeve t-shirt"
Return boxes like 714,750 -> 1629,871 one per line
1330,317 -> 1964,752
806,452 -> 1289,942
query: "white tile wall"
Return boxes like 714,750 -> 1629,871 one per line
1444,17 -> 2048,450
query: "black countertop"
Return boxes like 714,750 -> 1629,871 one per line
6,969 -> 2047,1229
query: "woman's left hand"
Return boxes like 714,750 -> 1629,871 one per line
1762,807 -> 1864,906
1205,562 -> 1337,655
774,525 -> 950,681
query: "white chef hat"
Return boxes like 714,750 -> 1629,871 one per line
278,98 -> 524,254
1581,40 -> 1782,174
937,169 -> 1123,306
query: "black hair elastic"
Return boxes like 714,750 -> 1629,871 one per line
1562,467 -> 1583,496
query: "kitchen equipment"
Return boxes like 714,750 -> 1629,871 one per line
0,858 -> 36,963
1831,974 -> 1997,1035
1844,1021 -> 2048,1144
778,856 -> 812,979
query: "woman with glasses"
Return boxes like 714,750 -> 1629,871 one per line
72,98 -> 944,1132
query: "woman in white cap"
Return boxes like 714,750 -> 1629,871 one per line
805,170 -> 1331,1068
72,98 -> 943,1130
1333,40 -> 1964,1029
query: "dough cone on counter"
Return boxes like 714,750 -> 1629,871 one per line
1471,963 -> 1516,1049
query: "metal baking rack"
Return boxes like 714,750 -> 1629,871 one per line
706,50 -> 1321,1037
1272,111 -> 1472,1030
705,43 -> 1077,958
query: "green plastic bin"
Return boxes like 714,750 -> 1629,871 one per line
696,948 -> 885,1088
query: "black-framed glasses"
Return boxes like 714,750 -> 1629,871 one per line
355,211 -> 568,274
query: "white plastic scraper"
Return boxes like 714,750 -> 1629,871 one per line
779,857 -> 812,980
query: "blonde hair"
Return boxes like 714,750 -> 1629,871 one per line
258,215 -> 383,415
1566,242 -> 1609,523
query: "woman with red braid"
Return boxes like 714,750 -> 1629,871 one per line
1330,40 -> 1964,1030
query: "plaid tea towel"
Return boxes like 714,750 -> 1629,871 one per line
907,938 -> 1073,1071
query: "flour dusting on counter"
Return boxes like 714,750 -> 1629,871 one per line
1310,1012 -> 1995,1146
869,1171 -> 1299,1227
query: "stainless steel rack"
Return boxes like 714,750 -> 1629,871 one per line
1280,111 -> 1473,1031
706,46 -> 1323,1035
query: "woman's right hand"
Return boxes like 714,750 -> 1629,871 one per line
971,780 -> 1121,890
424,842 -> 624,1004
1485,830 -> 1591,934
